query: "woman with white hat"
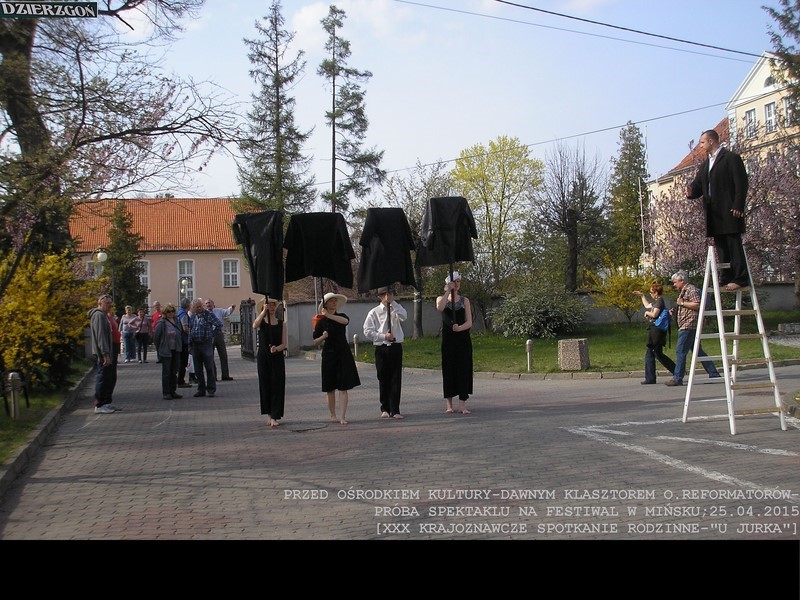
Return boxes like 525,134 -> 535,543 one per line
253,297 -> 287,427
435,271 -> 473,414
313,292 -> 361,424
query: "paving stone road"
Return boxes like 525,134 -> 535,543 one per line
1,349 -> 799,544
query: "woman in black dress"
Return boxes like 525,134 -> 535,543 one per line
435,271 -> 473,414
253,297 -> 287,428
313,292 -> 360,425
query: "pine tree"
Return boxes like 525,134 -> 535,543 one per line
606,121 -> 649,270
107,201 -> 149,312
236,0 -> 316,214
317,5 -> 385,213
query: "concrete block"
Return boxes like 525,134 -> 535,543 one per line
558,338 -> 590,371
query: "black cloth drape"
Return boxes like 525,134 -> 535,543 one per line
357,207 -> 416,292
231,211 -> 284,299
284,212 -> 356,289
415,196 -> 477,267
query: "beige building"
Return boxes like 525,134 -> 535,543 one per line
71,198 -> 251,337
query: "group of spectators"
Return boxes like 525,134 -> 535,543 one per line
118,301 -> 162,363
89,296 -> 236,413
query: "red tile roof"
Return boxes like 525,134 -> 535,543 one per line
70,198 -> 239,253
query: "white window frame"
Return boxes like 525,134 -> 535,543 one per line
744,108 -> 757,138
137,259 -> 151,308
178,259 -> 195,301
765,102 -> 777,133
783,96 -> 796,126
222,258 -> 240,288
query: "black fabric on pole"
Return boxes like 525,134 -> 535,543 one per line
357,207 -> 416,293
283,212 -> 356,289
231,210 -> 284,299
415,196 -> 477,267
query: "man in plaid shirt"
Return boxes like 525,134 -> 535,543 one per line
189,298 -> 223,397
666,270 -> 721,386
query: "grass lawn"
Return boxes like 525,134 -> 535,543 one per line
0,360 -> 92,466
355,311 -> 800,373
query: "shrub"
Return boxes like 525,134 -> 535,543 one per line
0,252 -> 102,386
488,285 -> 587,338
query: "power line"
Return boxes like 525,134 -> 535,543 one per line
493,0 -> 763,59
393,0 -> 757,63
313,101 -> 728,189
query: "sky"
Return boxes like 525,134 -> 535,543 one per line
148,0 -> 779,203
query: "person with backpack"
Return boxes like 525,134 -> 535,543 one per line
634,283 -> 676,385
667,270 -> 721,387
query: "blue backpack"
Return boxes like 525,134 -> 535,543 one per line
653,303 -> 672,347
653,306 -> 670,331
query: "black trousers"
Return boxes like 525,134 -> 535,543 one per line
374,343 -> 403,415
212,329 -> 229,379
178,345 -> 189,384
714,234 -> 748,286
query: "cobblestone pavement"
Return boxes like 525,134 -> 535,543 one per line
0,349 -> 799,545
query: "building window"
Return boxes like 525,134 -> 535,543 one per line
744,108 -> 757,138
178,259 -> 195,301
138,260 -> 150,308
765,75 -> 776,87
765,102 -> 777,133
86,258 -> 99,278
783,96 -> 796,126
223,259 -> 239,288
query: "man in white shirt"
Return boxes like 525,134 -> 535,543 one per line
363,286 -> 407,419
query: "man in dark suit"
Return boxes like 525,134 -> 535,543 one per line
686,129 -> 749,290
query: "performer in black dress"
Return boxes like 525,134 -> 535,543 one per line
253,297 -> 287,428
313,292 -> 361,425
435,272 -> 473,414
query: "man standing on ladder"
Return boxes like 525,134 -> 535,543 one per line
686,129 -> 749,291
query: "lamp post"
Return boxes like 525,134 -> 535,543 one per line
92,247 -> 115,306
179,276 -> 193,302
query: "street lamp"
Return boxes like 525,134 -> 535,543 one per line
92,247 -> 115,305
179,276 -> 193,301
92,248 -> 108,277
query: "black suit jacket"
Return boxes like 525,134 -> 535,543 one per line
357,207 -> 416,292
687,147 -> 748,236
415,196 -> 478,267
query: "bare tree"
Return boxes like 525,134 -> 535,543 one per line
537,141 -> 607,292
0,1 -> 241,296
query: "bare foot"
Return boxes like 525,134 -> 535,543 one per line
392,414 -> 404,419
445,409 -> 454,414
461,408 -> 472,415
380,411 -> 390,418
330,415 -> 338,423
340,419 -> 348,425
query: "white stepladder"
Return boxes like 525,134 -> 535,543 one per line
682,246 -> 787,435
